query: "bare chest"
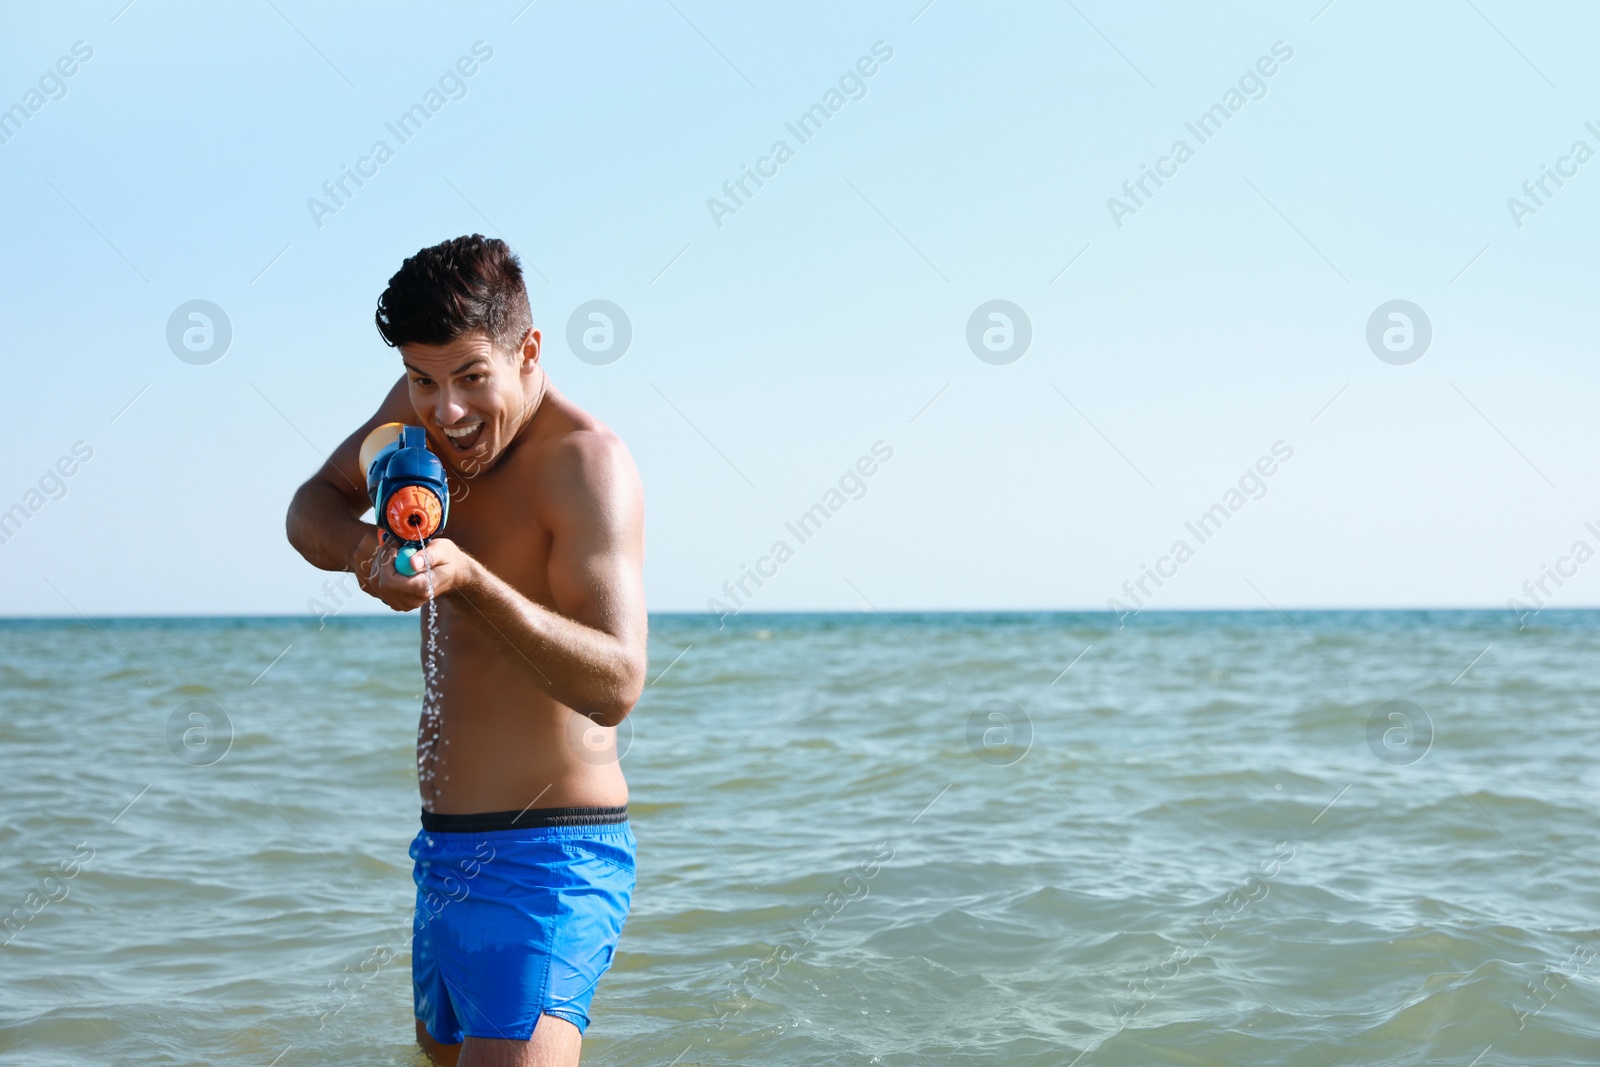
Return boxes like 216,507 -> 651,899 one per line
440,460 -> 552,605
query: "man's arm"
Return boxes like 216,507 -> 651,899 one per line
431,431 -> 647,727
285,375 -> 412,581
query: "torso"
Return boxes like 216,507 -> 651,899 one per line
416,395 -> 630,815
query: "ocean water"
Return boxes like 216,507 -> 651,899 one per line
1,610 -> 1597,1066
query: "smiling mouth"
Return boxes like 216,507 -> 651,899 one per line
441,420 -> 485,452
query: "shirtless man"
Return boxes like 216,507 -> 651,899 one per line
285,234 -> 647,1067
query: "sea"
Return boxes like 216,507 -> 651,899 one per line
1,610 -> 1596,1066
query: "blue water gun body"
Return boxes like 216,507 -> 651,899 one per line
360,424 -> 450,576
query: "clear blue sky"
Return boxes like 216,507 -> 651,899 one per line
2,0 -> 1596,617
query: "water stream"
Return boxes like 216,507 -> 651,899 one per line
415,542 -> 444,804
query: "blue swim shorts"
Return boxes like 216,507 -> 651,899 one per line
410,805 -> 635,1043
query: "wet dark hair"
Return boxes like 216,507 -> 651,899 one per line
374,234 -> 533,359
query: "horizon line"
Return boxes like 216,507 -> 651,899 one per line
0,605 -> 1567,624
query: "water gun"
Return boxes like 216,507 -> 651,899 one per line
358,423 -> 449,577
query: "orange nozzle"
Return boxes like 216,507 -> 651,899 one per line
386,485 -> 443,541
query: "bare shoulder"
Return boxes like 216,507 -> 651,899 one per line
528,414 -> 643,528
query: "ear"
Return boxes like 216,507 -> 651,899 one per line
517,327 -> 541,374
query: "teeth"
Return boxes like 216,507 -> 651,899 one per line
443,423 -> 481,438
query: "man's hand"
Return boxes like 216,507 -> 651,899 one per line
362,537 -> 481,612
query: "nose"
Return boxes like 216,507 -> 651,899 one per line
433,388 -> 470,427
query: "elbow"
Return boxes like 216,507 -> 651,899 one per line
591,688 -> 643,730
285,510 -> 307,558
285,481 -> 317,557
284,507 -> 324,571
586,705 -> 631,730
586,657 -> 646,728
284,491 -> 303,553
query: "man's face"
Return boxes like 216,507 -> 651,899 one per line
399,328 -> 540,475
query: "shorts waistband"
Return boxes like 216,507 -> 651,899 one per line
420,805 -> 628,834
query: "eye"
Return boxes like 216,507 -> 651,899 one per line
411,376 -> 434,387
464,374 -> 484,383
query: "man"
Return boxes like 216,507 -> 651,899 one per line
286,234 -> 648,1066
